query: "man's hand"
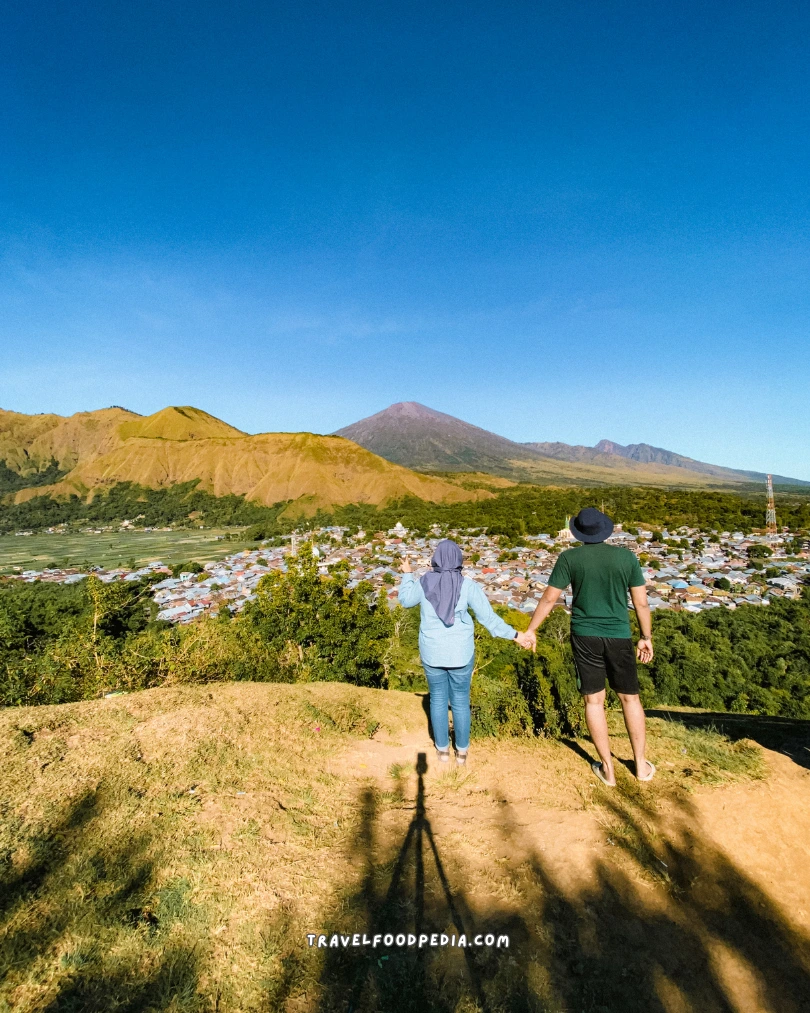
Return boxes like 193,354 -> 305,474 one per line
515,630 -> 536,651
400,556 -> 412,573
636,638 -> 653,663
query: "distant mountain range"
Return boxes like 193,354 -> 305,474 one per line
0,405 -> 490,516
2,401 -> 804,520
334,402 -> 807,488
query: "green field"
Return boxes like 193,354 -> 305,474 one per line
0,528 -> 254,573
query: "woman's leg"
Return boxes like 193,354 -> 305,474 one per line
447,658 -> 475,752
423,664 -> 451,750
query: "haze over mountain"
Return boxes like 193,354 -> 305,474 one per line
336,403 -> 807,487
0,406 -> 489,515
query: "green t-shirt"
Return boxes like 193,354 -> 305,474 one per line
548,542 -> 645,638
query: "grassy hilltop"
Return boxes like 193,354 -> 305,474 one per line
5,679 -> 808,1013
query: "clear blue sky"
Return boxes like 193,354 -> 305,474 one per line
2,1 -> 809,479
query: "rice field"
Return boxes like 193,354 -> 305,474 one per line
0,528 -> 254,573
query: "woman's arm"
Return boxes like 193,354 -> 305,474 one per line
466,581 -> 520,640
397,561 -> 422,608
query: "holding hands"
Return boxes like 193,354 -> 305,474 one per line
515,630 -> 536,651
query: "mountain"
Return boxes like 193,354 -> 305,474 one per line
334,401 -> 543,474
525,438 -> 804,486
118,406 -> 246,442
336,403 -> 808,487
0,406 -> 138,479
590,440 -> 802,485
1,406 -> 491,514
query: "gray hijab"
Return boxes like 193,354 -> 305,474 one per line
420,539 -> 464,626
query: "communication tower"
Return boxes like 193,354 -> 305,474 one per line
765,475 -> 777,536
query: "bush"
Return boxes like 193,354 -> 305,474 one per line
4,565 -> 809,735
648,592 -> 810,718
170,561 -> 204,577
239,545 -> 394,687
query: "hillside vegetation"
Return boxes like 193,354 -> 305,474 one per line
2,547 -> 808,725
3,480 -> 810,539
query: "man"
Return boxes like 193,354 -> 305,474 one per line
523,507 -> 655,786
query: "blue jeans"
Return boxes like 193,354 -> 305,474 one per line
423,657 -> 474,751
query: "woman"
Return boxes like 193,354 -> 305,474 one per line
398,539 -> 532,765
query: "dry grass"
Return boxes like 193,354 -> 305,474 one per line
0,682 -> 785,1012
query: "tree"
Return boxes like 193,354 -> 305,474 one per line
240,545 -> 394,686
748,545 -> 773,559
171,560 -> 204,577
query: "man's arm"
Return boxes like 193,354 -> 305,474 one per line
523,585 -> 564,648
629,585 -> 654,663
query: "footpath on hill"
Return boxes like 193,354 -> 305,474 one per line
1,682 -> 809,1013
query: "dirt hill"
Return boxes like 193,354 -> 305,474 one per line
1,405 -> 488,513
1,681 -> 808,1012
0,405 -> 138,477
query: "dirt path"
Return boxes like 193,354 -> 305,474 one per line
325,700 -> 810,1013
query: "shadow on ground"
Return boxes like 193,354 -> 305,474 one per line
274,751 -> 810,1013
0,785 -> 208,1012
648,708 -> 810,771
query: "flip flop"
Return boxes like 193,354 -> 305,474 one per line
637,760 -> 656,782
591,762 -> 616,787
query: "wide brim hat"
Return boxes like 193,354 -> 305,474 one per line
570,507 -> 614,543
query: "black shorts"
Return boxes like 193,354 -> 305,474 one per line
571,635 -> 639,696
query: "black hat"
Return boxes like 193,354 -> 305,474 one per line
570,507 -> 614,543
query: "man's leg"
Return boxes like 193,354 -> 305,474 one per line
605,638 -> 651,779
618,693 -> 649,778
583,690 -> 615,784
572,636 -> 615,782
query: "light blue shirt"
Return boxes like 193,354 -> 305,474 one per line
398,572 -> 517,668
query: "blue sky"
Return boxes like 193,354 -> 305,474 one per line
2,0 -> 809,479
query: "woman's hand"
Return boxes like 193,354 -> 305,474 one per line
400,556 -> 412,573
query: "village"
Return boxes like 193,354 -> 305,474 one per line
7,517 -> 809,625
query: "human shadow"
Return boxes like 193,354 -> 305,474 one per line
281,749 -> 810,1012
558,736 -> 597,766
297,752 -> 530,1013
418,693 -> 435,744
647,708 -> 810,771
